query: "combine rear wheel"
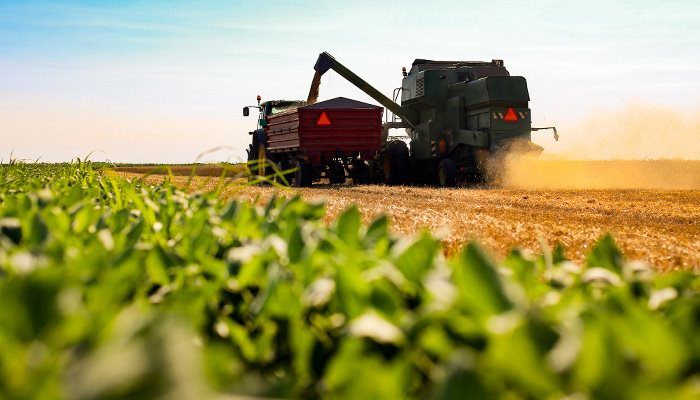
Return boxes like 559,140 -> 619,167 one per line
438,158 -> 457,187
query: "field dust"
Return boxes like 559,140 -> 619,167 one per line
537,104 -> 700,160
501,158 -> 700,190
118,166 -> 700,271
502,104 -> 700,190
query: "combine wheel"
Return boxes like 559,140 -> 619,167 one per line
382,140 -> 410,185
438,158 -> 457,187
294,160 -> 314,187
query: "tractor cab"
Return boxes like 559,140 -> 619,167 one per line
243,97 -> 307,165
243,98 -> 306,129
262,100 -> 306,116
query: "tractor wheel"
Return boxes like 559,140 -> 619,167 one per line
382,140 -> 410,185
247,135 -> 271,182
328,161 -> 346,184
294,161 -> 314,187
438,158 -> 457,187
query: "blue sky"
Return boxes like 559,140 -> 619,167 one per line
1,0 -> 699,162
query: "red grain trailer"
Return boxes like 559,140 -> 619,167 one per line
263,97 -> 383,186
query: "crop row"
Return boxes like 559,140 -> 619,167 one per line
0,162 -> 698,399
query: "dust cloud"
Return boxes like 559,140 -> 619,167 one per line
501,158 -> 700,190
543,104 -> 700,160
501,104 -> 700,190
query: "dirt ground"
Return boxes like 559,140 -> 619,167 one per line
118,166 -> 700,271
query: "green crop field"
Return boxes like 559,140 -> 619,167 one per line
1,162 -> 699,399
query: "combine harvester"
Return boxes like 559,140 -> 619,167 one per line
244,52 -> 557,187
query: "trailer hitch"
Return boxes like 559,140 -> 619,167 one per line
531,127 -> 559,141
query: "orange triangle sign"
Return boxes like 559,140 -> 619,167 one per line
503,107 -> 518,122
316,112 -> 332,126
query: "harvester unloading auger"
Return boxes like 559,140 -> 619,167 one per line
306,52 -> 558,186
243,51 -> 557,187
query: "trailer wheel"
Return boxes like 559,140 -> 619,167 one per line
350,160 -> 370,184
273,159 -> 294,186
438,158 -> 457,187
328,161 -> 346,184
294,161 -> 314,187
382,140 -> 410,185
367,160 -> 380,184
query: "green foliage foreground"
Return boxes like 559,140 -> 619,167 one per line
0,163 -> 699,400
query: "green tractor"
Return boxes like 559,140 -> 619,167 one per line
307,52 -> 557,186
243,96 -> 306,175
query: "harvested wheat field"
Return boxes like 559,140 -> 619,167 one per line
115,163 -> 244,177
118,159 -> 700,271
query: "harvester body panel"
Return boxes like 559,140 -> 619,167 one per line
400,62 -> 535,160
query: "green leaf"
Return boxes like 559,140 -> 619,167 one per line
323,339 -> 407,399
431,351 -> 494,400
287,226 -> 304,263
395,232 -> 440,283
586,234 -> 623,272
228,320 -> 257,362
335,206 -> 361,244
146,247 -> 170,285
452,243 -> 511,315
487,318 -> 560,397
25,212 -> 48,245
573,319 -> 611,389
365,215 -> 389,243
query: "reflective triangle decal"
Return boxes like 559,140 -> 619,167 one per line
316,112 -> 331,126
504,107 -> 518,122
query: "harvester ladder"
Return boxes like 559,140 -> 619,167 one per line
385,87 -> 408,124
